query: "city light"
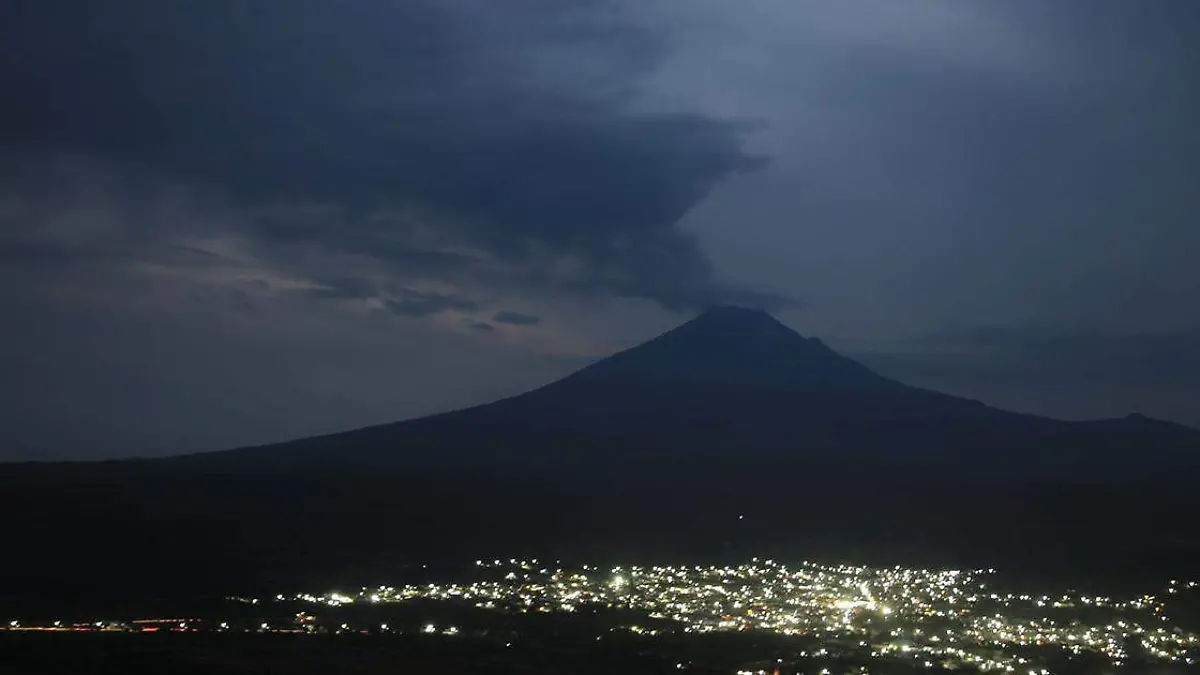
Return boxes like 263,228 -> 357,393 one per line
286,558 -> 1200,672
5,557 -> 1198,674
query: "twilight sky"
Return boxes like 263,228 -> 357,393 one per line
2,1 -> 1198,460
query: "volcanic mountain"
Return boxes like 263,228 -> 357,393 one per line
4,306 -> 1199,601
179,305 -> 1198,477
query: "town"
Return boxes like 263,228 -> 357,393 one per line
6,558 -> 1199,673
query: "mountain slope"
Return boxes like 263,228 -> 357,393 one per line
176,306 -> 1198,476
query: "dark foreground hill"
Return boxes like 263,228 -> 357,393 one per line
2,307 -> 1199,610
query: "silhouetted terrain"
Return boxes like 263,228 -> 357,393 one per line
169,307 -> 1199,477
3,307 -> 1199,610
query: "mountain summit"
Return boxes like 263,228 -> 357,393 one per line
556,305 -> 898,391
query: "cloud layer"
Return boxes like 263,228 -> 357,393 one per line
2,0 -> 780,312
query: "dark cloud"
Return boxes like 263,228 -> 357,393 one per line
465,320 -> 497,333
0,240 -> 107,265
384,290 -> 479,318
0,0 -> 774,311
493,311 -> 542,326
294,277 -> 379,302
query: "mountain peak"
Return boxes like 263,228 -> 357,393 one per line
556,305 -> 896,392
682,305 -> 803,337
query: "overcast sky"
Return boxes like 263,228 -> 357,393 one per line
2,1 -> 1198,460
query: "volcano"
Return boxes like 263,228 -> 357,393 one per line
3,307 -> 1199,599
178,306 -> 1198,477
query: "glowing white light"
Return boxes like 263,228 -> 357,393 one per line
270,558 -> 1200,671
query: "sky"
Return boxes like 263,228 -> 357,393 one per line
2,0 -> 1198,460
